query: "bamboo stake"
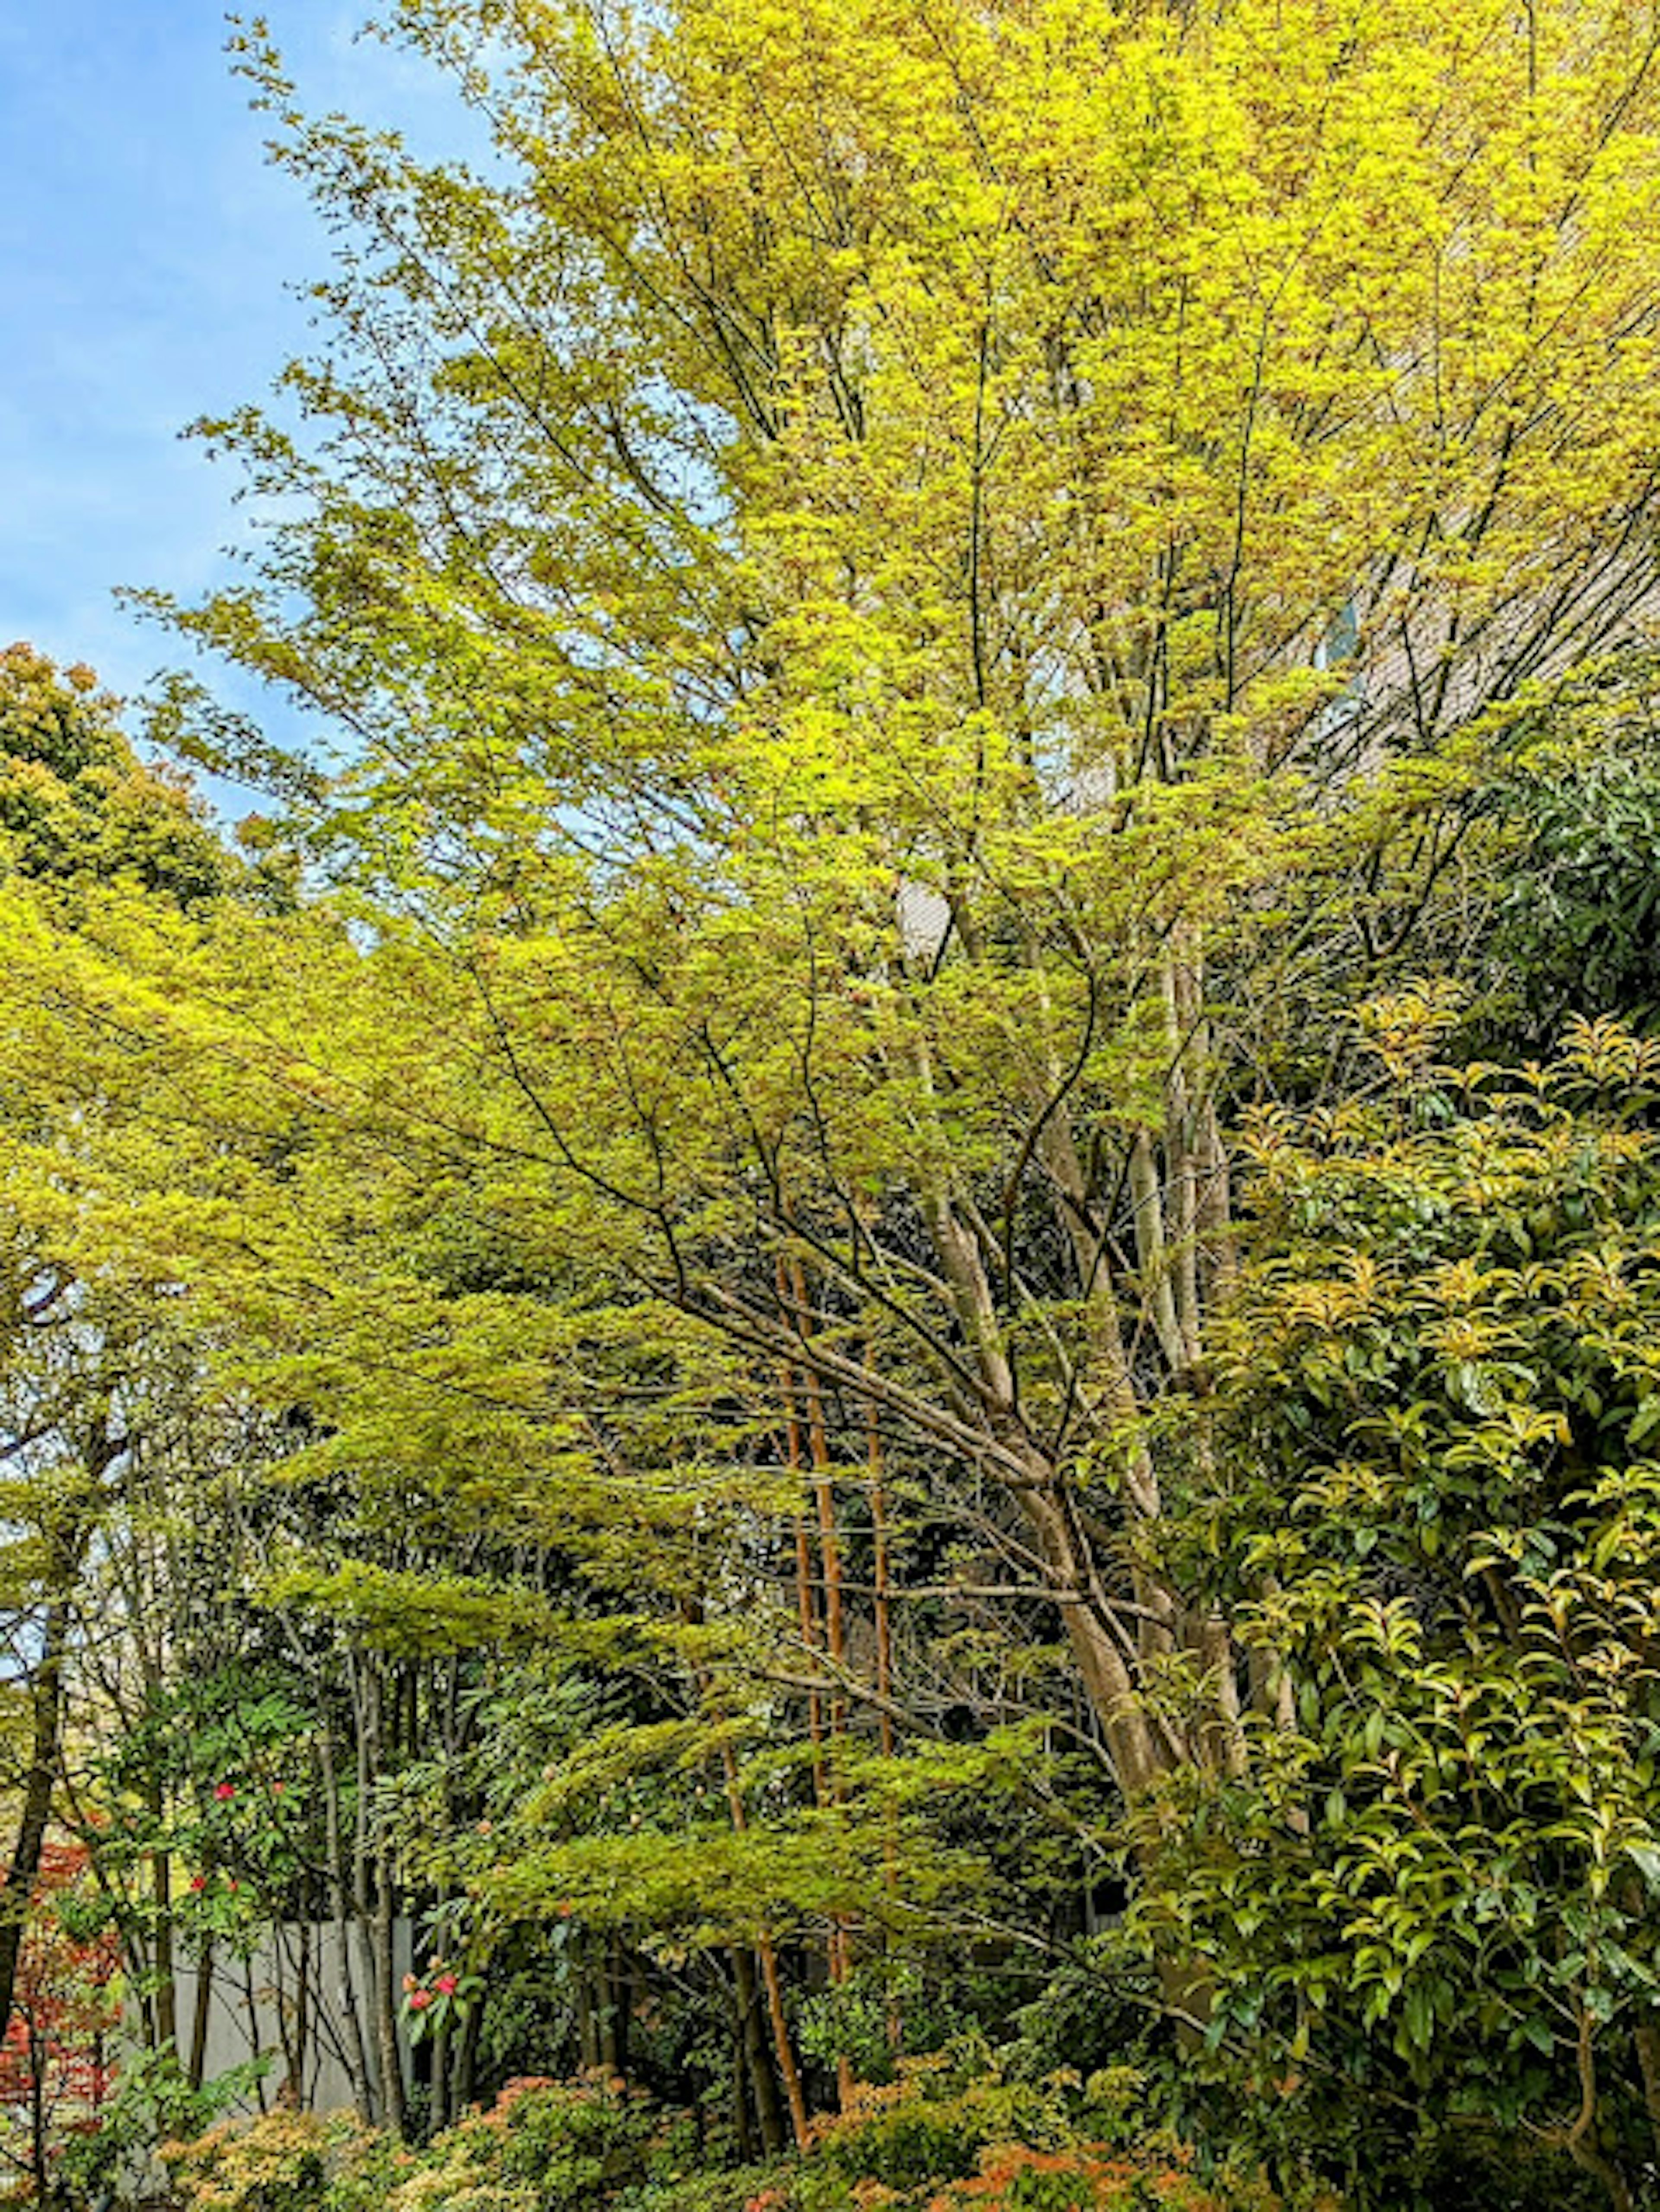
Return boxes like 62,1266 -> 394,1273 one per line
791,1256 -> 854,2106
718,1742 -> 811,2149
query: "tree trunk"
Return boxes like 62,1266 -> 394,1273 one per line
346,1651 -> 403,2135
0,1595 -> 71,2045
793,1270 -> 854,2107
28,2011 -> 50,2210
188,1937 -> 214,2090
733,1945 -> 786,2154
362,1663 -> 407,2137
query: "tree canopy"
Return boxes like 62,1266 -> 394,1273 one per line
10,0 -> 1660,2204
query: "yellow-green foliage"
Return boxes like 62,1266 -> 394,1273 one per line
127,0 -> 1660,1858
0,641 -> 229,902
16,1 -> 1660,2199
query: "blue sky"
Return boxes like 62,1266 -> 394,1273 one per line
0,0 -> 471,780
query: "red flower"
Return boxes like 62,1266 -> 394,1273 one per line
409,1989 -> 433,2011
214,1782 -> 236,1802
435,1974 -> 457,1996
189,1876 -> 206,1893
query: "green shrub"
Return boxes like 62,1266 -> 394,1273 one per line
162,2109 -> 344,2212
803,2062 -> 1058,2194
159,2066 -> 1307,2212
617,2163 -> 795,2212
488,2074 -> 661,2207
926,2136 -> 1298,2211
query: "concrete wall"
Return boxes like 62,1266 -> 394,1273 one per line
165,1918 -> 412,2117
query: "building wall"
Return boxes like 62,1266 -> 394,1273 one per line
156,1918 -> 412,2119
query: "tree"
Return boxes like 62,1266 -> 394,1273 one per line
0,1842 -> 121,2208
0,646 -> 258,2065
131,0 -> 1660,2018
0,642 -> 230,905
